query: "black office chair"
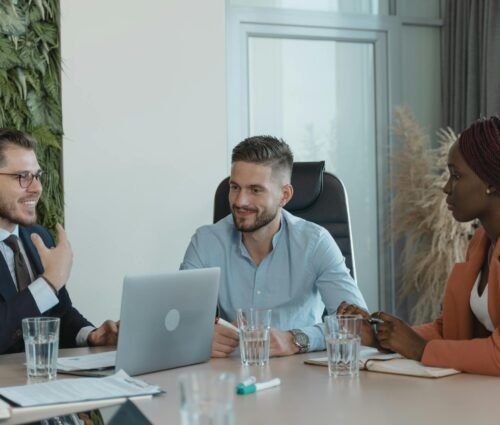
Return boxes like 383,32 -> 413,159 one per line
213,161 -> 356,280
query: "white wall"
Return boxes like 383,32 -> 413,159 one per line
61,1 -> 227,324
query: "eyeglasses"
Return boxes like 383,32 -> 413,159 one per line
0,170 -> 44,188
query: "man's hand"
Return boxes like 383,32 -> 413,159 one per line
211,324 -> 239,358
373,312 -> 427,361
88,320 -> 119,347
336,301 -> 377,347
31,223 -> 73,291
270,328 -> 299,357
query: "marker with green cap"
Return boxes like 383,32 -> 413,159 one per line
236,378 -> 281,395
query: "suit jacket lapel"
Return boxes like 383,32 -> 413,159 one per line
0,250 -> 17,302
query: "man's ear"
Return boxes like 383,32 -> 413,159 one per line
279,184 -> 294,207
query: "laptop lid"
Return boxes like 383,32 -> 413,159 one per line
115,267 -> 220,376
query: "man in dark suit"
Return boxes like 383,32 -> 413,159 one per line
0,129 -> 118,354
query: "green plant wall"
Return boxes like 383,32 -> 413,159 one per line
0,0 -> 63,230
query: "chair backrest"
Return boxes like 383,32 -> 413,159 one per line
213,161 -> 356,279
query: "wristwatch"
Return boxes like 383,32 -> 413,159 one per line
289,329 -> 310,353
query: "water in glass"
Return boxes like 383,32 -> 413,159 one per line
240,327 -> 270,366
326,334 -> 360,377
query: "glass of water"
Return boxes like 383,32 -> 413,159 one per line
237,308 -> 272,366
22,317 -> 60,383
178,371 -> 235,425
323,314 -> 361,377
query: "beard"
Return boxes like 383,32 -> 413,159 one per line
0,195 -> 38,228
231,205 -> 279,233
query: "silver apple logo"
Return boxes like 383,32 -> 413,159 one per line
164,309 -> 180,331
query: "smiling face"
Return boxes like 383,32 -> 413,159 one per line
0,145 -> 42,231
229,161 -> 291,233
443,142 -> 492,222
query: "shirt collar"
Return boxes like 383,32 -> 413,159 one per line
0,225 -> 20,242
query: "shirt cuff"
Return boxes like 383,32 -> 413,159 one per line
301,324 -> 326,352
76,326 -> 96,347
28,278 -> 59,313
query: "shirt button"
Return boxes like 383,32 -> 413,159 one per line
257,290 -> 261,295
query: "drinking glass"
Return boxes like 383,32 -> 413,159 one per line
237,308 -> 272,366
178,372 -> 235,425
323,314 -> 361,377
22,317 -> 60,383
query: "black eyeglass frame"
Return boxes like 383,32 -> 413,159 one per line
0,170 -> 44,188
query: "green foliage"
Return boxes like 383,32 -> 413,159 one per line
0,0 -> 63,231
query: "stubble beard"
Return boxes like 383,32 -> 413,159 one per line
232,205 -> 279,233
0,196 -> 37,228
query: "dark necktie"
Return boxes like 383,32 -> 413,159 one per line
3,235 -> 32,291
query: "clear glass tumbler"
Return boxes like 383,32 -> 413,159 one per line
323,314 -> 361,377
22,317 -> 60,383
178,371 -> 235,425
237,308 -> 272,366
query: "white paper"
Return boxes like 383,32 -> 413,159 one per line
359,346 -> 402,363
0,397 -> 11,419
365,359 -> 460,378
0,370 -> 163,407
57,351 -> 116,371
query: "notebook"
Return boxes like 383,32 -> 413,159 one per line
305,346 -> 461,378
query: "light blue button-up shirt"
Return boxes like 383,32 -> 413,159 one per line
181,210 -> 367,351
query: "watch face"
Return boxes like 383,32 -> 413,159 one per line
293,331 -> 309,348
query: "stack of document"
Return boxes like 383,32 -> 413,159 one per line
305,346 -> 461,378
0,370 -> 163,408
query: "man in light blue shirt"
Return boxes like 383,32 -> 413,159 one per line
181,136 -> 367,357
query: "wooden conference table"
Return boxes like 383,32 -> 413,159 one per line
1,347 -> 499,425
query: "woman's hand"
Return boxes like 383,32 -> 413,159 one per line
373,312 -> 427,361
336,301 -> 377,347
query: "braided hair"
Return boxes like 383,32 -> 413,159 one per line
458,116 -> 500,189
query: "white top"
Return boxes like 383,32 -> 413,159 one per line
470,272 -> 495,332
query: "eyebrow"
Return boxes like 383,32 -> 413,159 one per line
11,168 -> 42,174
229,180 -> 266,190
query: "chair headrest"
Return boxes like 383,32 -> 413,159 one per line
286,161 -> 325,211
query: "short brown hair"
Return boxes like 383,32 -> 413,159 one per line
231,135 -> 293,182
0,129 -> 37,167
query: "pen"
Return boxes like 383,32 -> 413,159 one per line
368,317 -> 384,334
236,378 -> 281,395
215,317 -> 240,334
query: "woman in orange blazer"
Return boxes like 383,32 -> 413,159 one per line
339,116 -> 500,376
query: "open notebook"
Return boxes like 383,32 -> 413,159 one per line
305,346 -> 460,378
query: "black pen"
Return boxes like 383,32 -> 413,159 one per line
368,317 -> 384,334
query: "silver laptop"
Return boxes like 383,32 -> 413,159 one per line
115,267 -> 220,376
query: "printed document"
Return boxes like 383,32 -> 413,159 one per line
0,370 -> 163,407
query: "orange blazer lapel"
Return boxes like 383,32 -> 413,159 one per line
488,239 -> 500,328
442,228 -> 489,340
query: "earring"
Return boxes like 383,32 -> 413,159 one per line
486,188 -> 491,195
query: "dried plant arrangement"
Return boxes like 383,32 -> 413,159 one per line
391,106 -> 475,324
